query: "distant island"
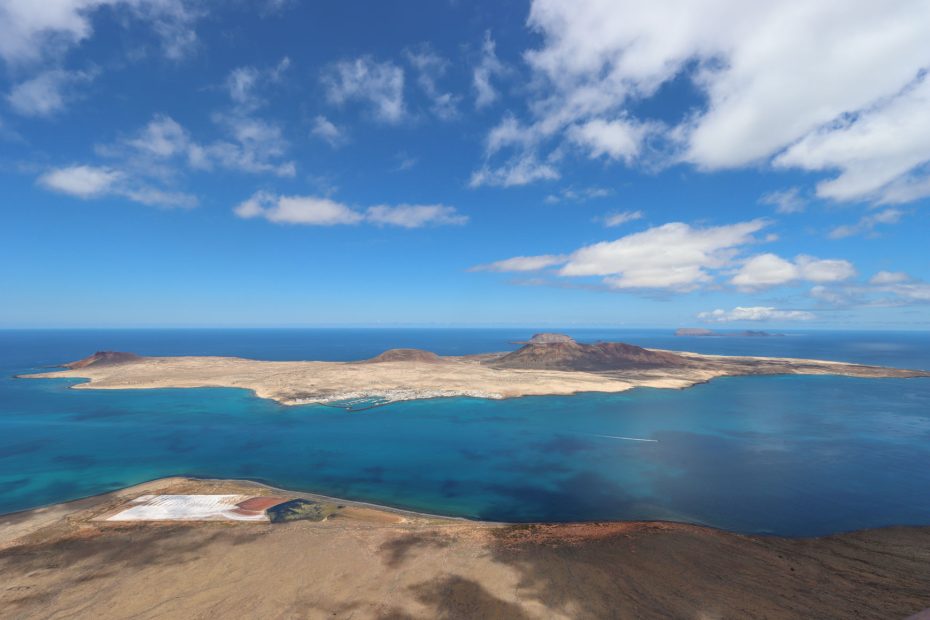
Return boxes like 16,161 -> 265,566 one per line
675,328 -> 784,337
22,333 -> 928,407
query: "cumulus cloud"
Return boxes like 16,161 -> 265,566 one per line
759,187 -> 806,214
0,0 -> 203,65
568,118 -> 654,163
812,271 -> 930,308
38,165 -> 122,198
471,254 -> 568,273
37,164 -> 196,207
311,115 -> 347,147
469,154 -> 559,188
601,210 -> 643,227
869,271 -> 910,285
405,46 -> 460,120
475,0 -> 930,204
731,254 -> 856,290
775,74 -> 930,203
366,204 -> 467,228
322,56 -> 405,123
476,219 -> 775,292
234,192 -> 467,228
698,307 -> 816,323
561,220 -> 768,290
225,57 -> 290,112
234,192 -> 363,225
6,68 -> 97,117
38,105 -> 295,210
544,186 -> 612,204
473,31 -> 506,109
827,208 -> 905,239
118,113 -> 295,178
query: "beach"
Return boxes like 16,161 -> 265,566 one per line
1,477 -> 929,619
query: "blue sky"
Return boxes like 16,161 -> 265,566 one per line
1,0 -> 929,328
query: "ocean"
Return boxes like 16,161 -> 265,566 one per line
1,328 -> 929,536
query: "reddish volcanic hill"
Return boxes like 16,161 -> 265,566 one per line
361,348 -> 445,364
491,335 -> 689,371
65,351 -> 142,369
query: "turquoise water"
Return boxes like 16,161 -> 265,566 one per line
2,329 -> 929,536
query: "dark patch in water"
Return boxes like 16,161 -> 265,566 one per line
0,440 -> 51,459
52,454 -> 98,469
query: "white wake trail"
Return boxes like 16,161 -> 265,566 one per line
589,434 -> 659,443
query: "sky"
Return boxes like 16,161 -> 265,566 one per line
1,0 -> 929,329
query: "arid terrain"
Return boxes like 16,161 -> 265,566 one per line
1,477 -> 929,619
21,334 -> 930,406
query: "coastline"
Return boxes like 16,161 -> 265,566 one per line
2,476 -> 930,619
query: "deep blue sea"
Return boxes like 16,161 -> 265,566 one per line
2,328 -> 929,536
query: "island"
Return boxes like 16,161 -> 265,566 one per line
21,333 -> 929,407
675,328 -> 783,337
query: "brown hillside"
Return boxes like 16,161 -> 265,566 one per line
361,348 -> 445,364
65,351 -> 142,369
491,336 -> 689,371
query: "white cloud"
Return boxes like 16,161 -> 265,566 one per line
812,271 -> 930,308
235,192 -> 467,228
473,31 -> 506,109
476,218 -> 862,294
121,113 -> 295,178
471,255 -> 568,273
37,164 -> 196,207
869,271 -> 910,285
311,115 -> 347,147
405,46 -> 460,120
393,152 -> 417,171
731,253 -> 856,290
40,107 -> 294,210
7,68 -> 96,117
234,192 -> 363,226
366,204 -> 467,228
568,118 -> 653,162
759,187 -> 806,214
828,208 -> 905,239
469,154 -> 559,188
126,113 -> 191,159
544,186 -> 612,204
477,0 -> 930,203
38,165 -> 122,198
0,0 -> 203,65
322,56 -> 405,123
698,307 -> 815,323
775,74 -> 930,203
481,219 -> 771,292
260,0 -> 296,15
562,220 -> 767,291
225,57 -> 290,111
601,210 -> 643,227
207,114 -> 295,177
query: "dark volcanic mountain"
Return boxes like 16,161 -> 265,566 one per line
65,351 -> 142,369
361,348 -> 445,364
490,335 -> 689,372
